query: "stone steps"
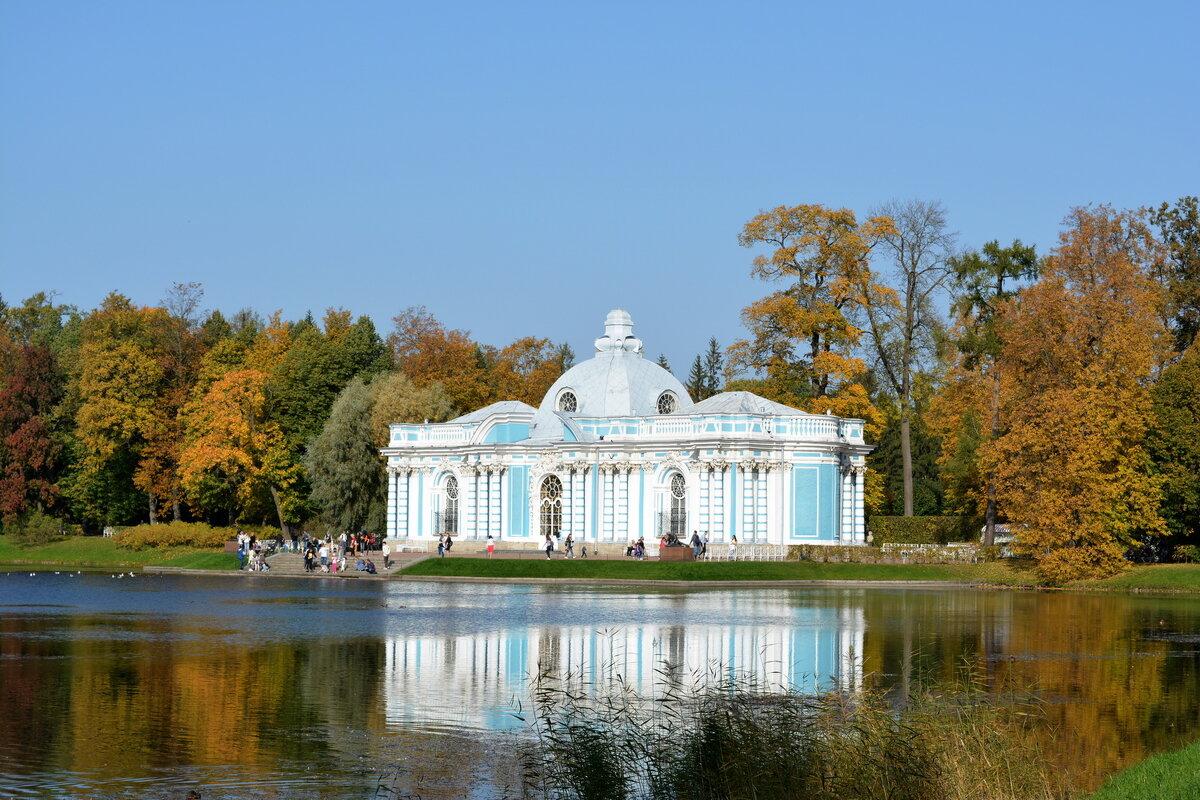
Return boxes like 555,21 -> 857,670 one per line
262,551 -> 404,577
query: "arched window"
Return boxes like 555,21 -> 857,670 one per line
441,475 -> 459,535
669,473 -> 686,537
540,474 -> 563,539
657,391 -> 678,415
558,390 -> 578,413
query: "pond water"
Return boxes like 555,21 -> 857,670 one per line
1,572 -> 1199,798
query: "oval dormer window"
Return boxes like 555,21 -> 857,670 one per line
557,390 -> 578,413
656,391 -> 678,415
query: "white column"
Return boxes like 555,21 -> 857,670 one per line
841,466 -> 854,542
386,467 -> 397,540
758,467 -> 770,542
399,469 -> 412,538
714,466 -> 725,541
464,469 -> 476,539
780,464 -> 792,544
724,464 -> 735,541
562,468 -> 572,539
628,466 -> 642,543
498,466 -> 507,539
739,465 -> 748,542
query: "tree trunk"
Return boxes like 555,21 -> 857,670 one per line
172,499 -> 182,522
900,405 -> 914,516
148,493 -> 157,525
982,368 -> 1002,546
268,485 -> 289,535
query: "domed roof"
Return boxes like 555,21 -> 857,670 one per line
539,310 -> 692,418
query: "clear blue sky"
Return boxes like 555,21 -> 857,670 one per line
2,1 -> 1197,374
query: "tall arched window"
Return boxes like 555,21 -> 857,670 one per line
442,475 -> 459,535
540,475 -> 563,539
669,473 -> 687,537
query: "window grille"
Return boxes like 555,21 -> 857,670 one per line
540,474 -> 563,539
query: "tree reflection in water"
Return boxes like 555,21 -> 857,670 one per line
0,574 -> 1197,797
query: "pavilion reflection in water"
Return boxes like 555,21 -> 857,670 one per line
382,605 -> 865,730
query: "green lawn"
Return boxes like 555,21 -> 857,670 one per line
0,536 -> 235,570
1074,564 -> 1200,592
1089,738 -> 1200,799
399,557 -> 985,582
398,557 -> 1200,591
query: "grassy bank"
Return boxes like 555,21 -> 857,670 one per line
400,556 -> 988,582
399,556 -> 1200,592
0,536 -> 237,570
1089,738 -> 1200,799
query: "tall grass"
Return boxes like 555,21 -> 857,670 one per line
519,663 -> 1066,800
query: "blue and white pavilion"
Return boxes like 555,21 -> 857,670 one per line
380,310 -> 870,550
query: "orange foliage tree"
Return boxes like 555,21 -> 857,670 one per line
388,306 -> 493,414
178,369 -> 303,531
980,207 -> 1170,581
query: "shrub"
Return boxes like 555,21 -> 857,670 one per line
7,509 -> 65,546
113,521 -> 234,549
870,516 -> 967,546
1173,545 -> 1200,564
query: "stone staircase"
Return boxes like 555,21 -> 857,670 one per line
263,551 -> 411,577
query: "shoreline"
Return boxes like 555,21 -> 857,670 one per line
7,560 -> 1200,596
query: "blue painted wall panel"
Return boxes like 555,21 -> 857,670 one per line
791,468 -> 818,538
508,466 -> 529,536
483,423 -> 530,443
819,464 -> 838,539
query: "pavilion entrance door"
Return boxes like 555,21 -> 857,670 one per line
540,475 -> 563,541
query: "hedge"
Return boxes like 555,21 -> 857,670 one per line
114,522 -> 241,549
869,516 -> 969,546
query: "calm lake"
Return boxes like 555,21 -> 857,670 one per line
1,572 -> 1199,798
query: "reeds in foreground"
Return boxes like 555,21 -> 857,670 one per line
519,662 -> 1067,800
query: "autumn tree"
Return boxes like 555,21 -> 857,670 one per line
179,369 -> 304,530
930,240 -> 1039,544
389,307 -> 492,413
493,336 -> 564,406
0,344 -> 62,523
730,204 -> 894,411
72,294 -> 177,526
857,199 -> 956,516
980,207 -> 1169,581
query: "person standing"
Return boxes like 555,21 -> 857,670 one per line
690,530 -> 702,560
236,545 -> 245,571
728,534 -> 738,561
444,535 -> 453,557
544,534 -> 554,560
438,536 -> 446,558
382,539 -> 391,569
486,534 -> 495,558
565,534 -> 574,559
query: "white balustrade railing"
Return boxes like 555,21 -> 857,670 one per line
393,414 -> 853,447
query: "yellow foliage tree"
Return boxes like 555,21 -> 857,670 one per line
178,369 -> 303,530
731,204 -> 892,501
980,207 -> 1170,581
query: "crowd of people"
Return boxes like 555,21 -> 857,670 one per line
301,530 -> 380,574
236,529 -> 384,575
